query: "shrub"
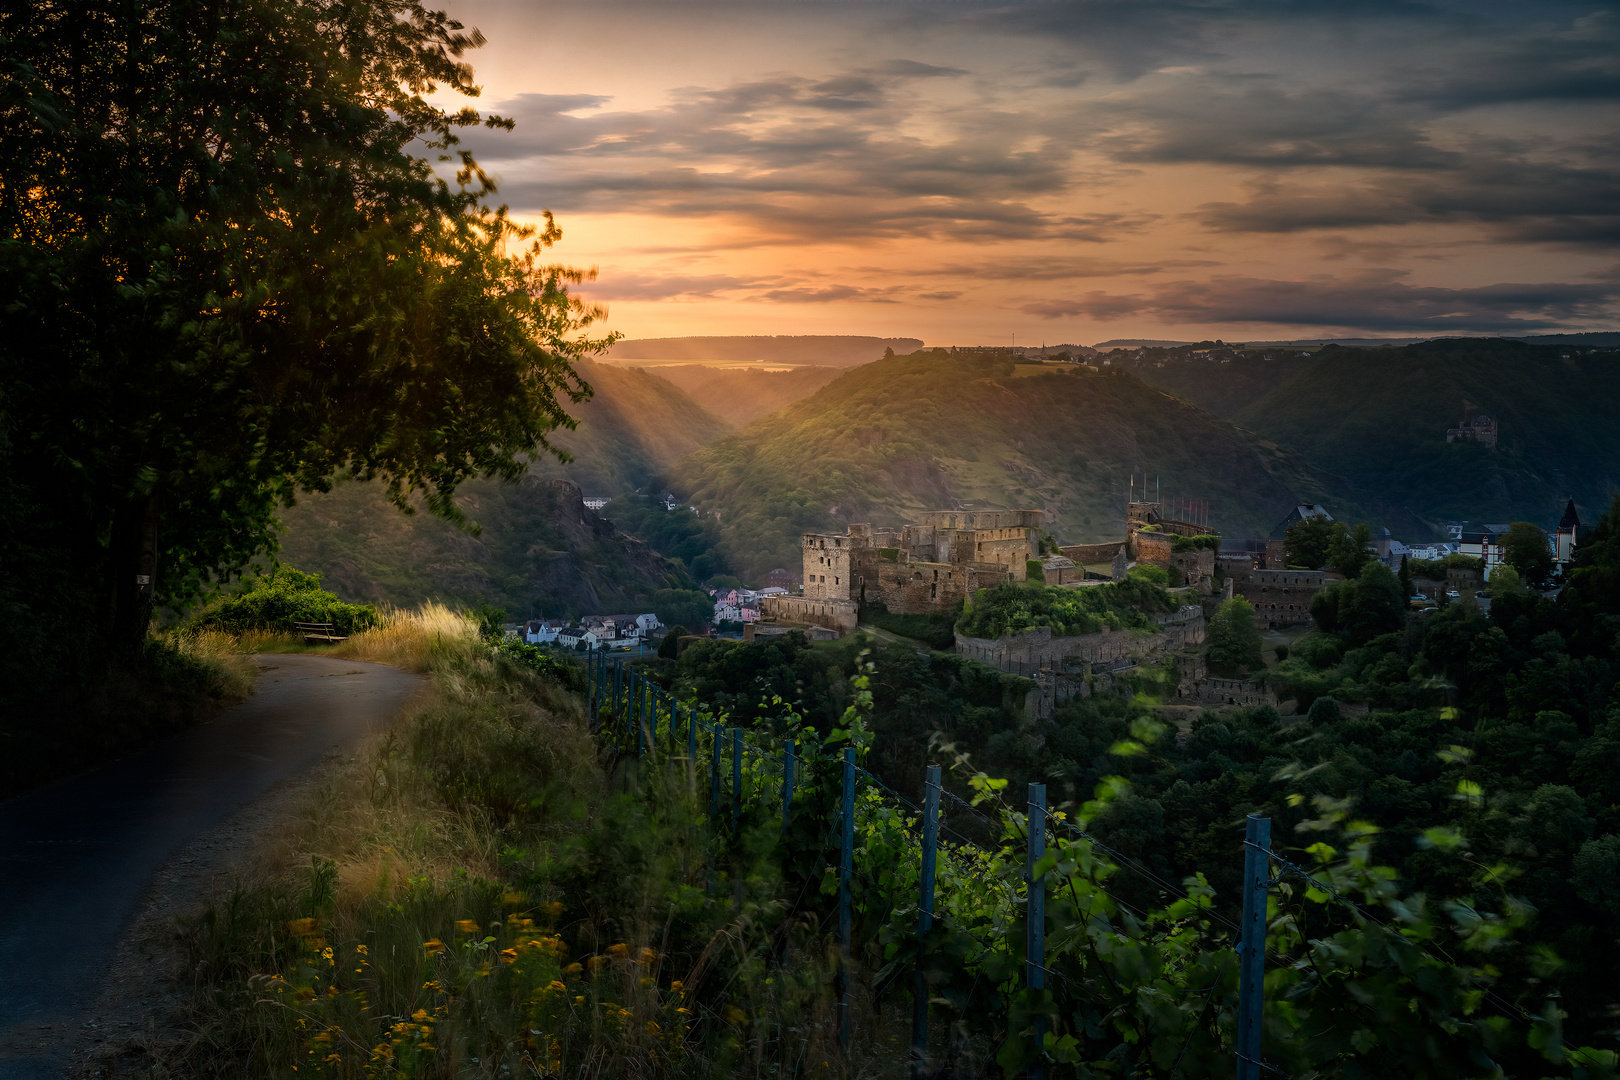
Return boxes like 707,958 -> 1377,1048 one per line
1170,534 -> 1221,553
188,566 -> 378,636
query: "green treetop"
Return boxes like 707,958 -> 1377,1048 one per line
1,0 -> 613,673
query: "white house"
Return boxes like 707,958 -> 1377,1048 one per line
1458,526 -> 1511,579
635,613 -> 661,635
523,619 -> 567,644
556,627 -> 598,651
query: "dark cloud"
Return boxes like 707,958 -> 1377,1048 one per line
1020,271 -> 1620,332
755,284 -> 900,303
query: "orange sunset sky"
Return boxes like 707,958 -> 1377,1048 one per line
442,1 -> 1620,345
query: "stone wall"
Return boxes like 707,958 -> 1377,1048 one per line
1170,547 -> 1215,587
759,595 -> 859,634
801,532 -> 855,601
1061,542 -> 1125,566
1230,568 -> 1328,627
955,624 -> 1168,671
1134,531 -> 1175,566
853,551 -> 1005,615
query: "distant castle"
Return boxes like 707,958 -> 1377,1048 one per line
1446,413 -> 1498,448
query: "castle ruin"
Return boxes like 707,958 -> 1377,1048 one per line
762,508 -> 1046,632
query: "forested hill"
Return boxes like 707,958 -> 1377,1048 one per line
668,350 -> 1417,579
646,365 -> 845,427
527,359 -> 730,496
1227,339 -> 1620,525
276,478 -> 684,618
605,335 -> 922,367
275,359 -> 731,615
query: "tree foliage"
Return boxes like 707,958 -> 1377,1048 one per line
188,567 -> 378,636
0,0 -> 611,679
1502,521 -> 1555,585
1205,597 -> 1263,675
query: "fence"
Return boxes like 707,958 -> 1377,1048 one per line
579,651 -> 1569,1080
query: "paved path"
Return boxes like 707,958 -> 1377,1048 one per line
0,654 -> 424,1079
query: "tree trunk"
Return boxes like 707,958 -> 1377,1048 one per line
108,494 -> 158,663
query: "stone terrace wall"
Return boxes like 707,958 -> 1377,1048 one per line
955,624 -> 1169,672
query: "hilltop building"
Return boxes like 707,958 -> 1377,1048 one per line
1447,414 -> 1499,448
763,509 -> 1046,633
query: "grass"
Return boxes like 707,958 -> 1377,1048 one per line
169,606 -> 908,1078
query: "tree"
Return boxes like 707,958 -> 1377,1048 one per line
1328,523 -> 1373,578
658,627 -> 688,660
1205,597 -> 1263,676
1,0 -> 611,674
1399,554 -> 1412,597
1284,516 -> 1341,569
654,589 -> 715,631
1501,522 -> 1554,585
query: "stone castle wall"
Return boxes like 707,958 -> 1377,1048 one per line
759,595 -> 859,634
1230,568 -> 1328,627
1134,531 -> 1175,566
1061,542 -> 1125,566
854,551 -> 1006,615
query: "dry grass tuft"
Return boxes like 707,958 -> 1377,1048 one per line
331,602 -> 479,673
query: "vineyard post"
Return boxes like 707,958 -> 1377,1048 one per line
710,723 -> 722,819
838,746 -> 856,1051
613,661 -> 622,724
687,705 -> 697,792
586,652 -> 594,720
1027,783 -> 1047,1080
781,740 -> 796,834
1236,814 -> 1271,1080
912,764 -> 941,1080
731,728 -> 743,832
635,673 -> 645,758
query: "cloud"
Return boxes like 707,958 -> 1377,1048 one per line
577,271 -> 775,301
1020,271 -> 1620,332
754,284 -> 901,304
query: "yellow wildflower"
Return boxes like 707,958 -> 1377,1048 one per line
502,891 -> 526,905
356,944 -> 368,955
636,946 -> 657,965
565,962 -> 583,976
607,943 -> 629,958
456,920 -> 480,934
500,948 -> 519,964
422,939 -> 445,955
411,1009 -> 430,1022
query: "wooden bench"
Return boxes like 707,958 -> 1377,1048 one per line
294,621 -> 349,645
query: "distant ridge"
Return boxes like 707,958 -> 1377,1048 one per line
606,335 -> 923,367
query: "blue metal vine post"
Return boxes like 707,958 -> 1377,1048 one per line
1236,814 -> 1271,1080
781,740 -> 796,834
708,724 -> 721,818
1027,783 -> 1047,1080
731,728 -> 743,831
912,764 -> 940,1080
838,746 -> 856,1051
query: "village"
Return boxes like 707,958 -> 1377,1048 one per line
513,488 -> 1593,719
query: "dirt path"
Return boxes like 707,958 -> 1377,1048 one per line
0,654 -> 425,1080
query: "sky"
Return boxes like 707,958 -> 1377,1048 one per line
440,0 -> 1620,346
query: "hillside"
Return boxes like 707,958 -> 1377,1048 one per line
1227,338 -> 1620,525
528,359 -> 730,496
274,359 -> 730,616
275,478 -> 685,618
605,335 -> 922,367
645,365 -> 846,427
669,350 -> 1416,578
